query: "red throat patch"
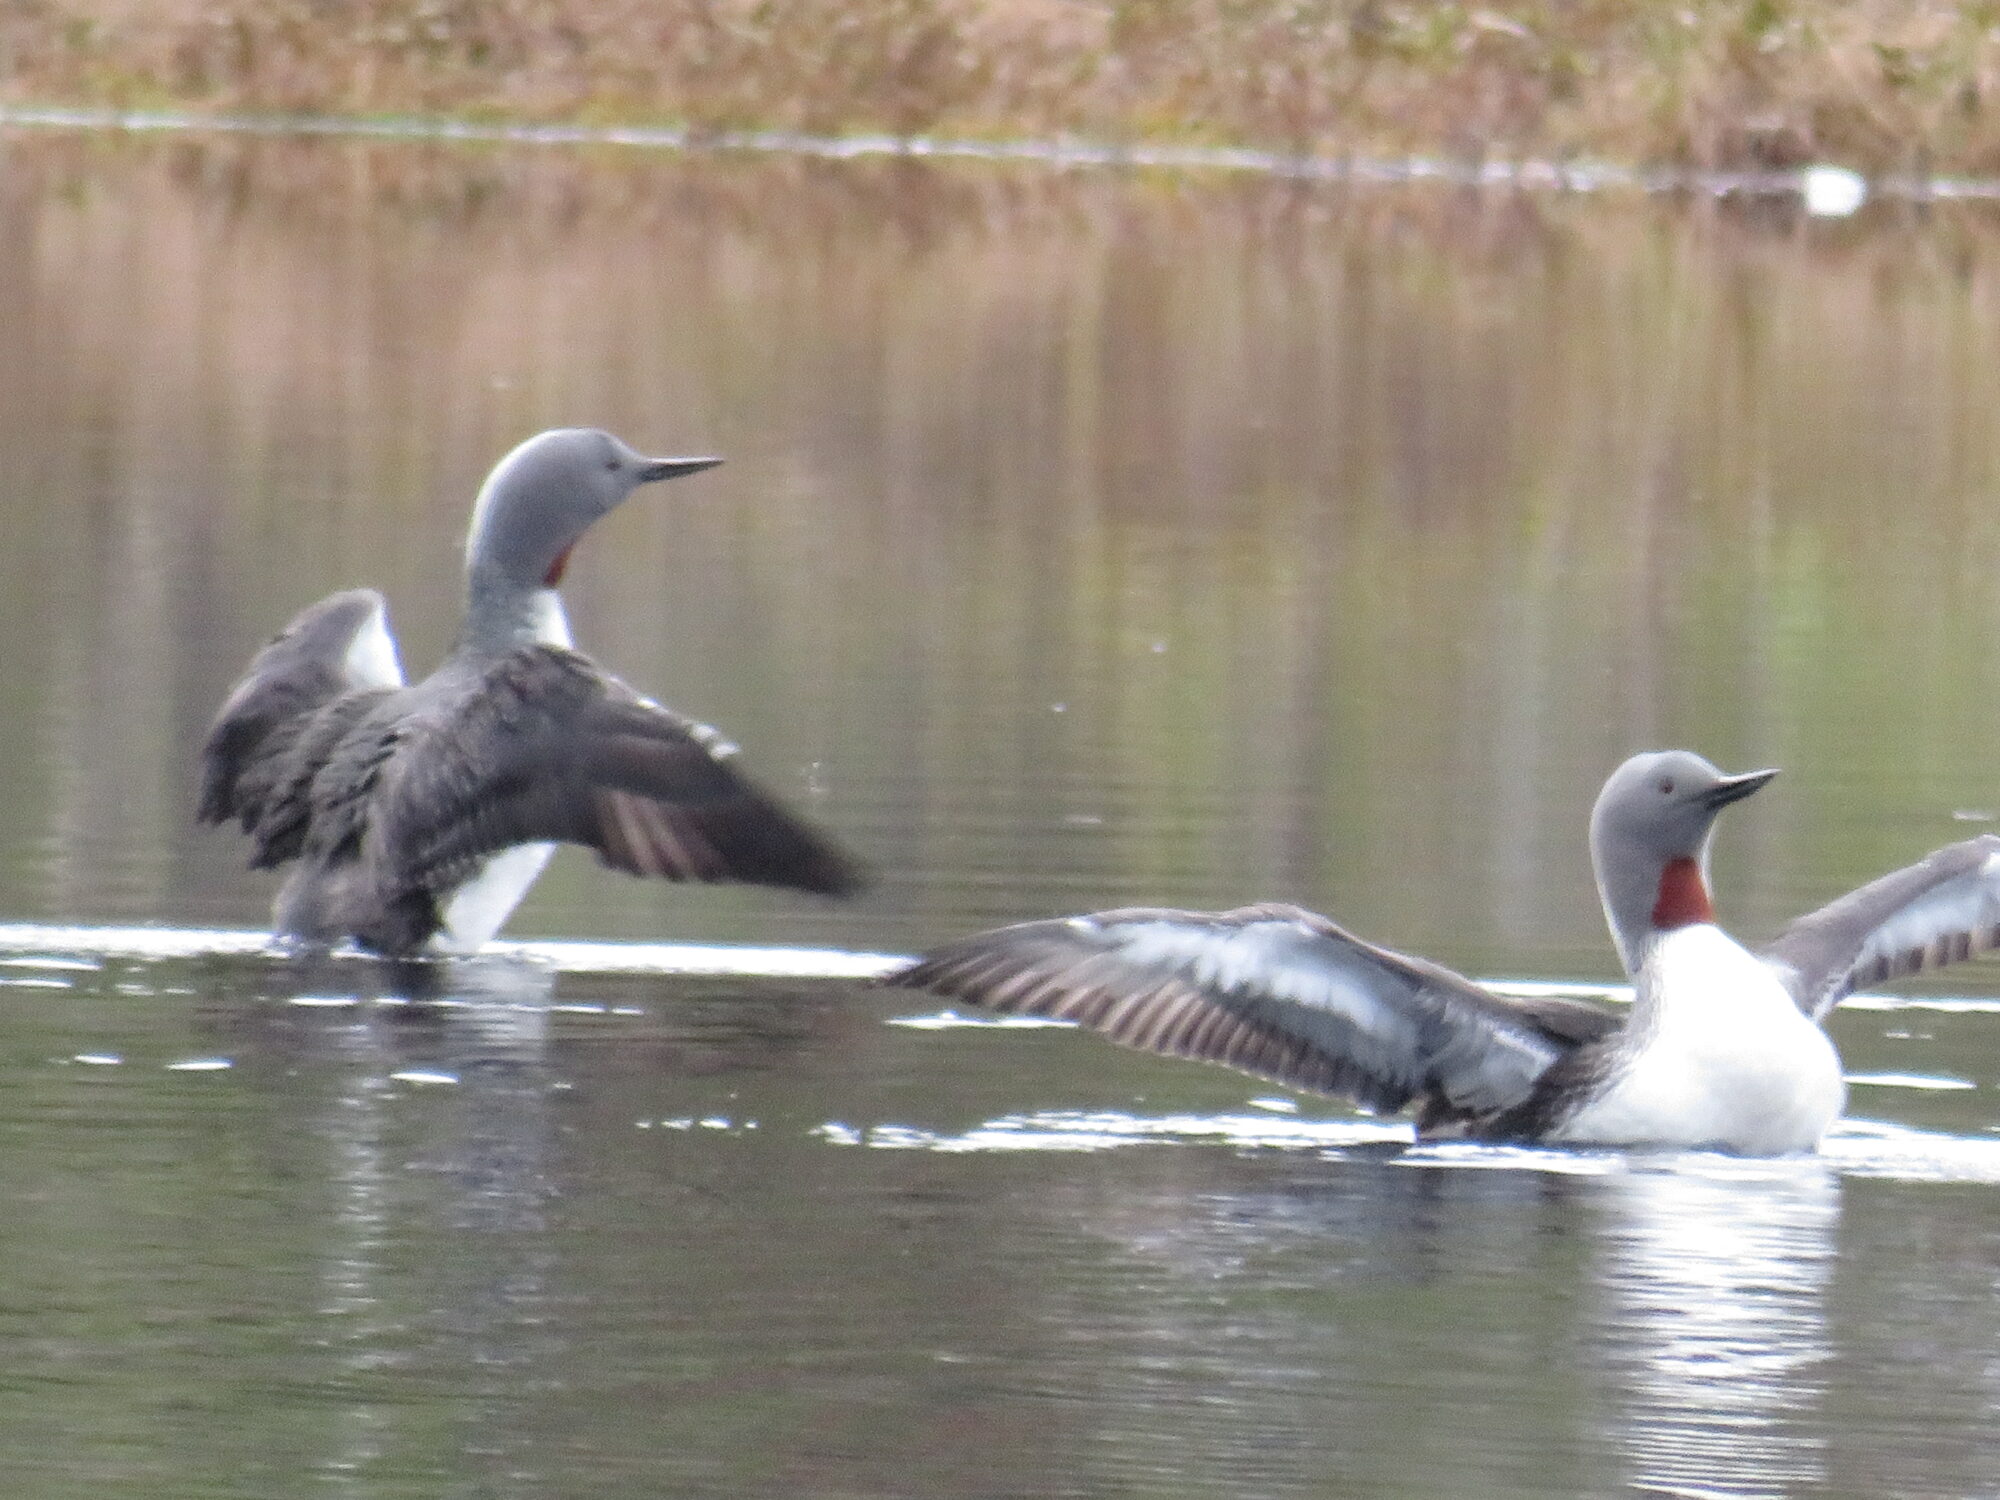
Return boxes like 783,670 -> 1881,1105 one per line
1651,855 -> 1714,929
542,544 -> 575,588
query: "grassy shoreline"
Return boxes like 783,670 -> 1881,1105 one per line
5,2 -> 2000,178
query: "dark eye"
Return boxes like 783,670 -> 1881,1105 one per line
605,459 -> 621,472
1658,777 -> 1676,795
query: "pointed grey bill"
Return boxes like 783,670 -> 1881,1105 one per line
1697,767 -> 1779,811
639,456 -> 723,483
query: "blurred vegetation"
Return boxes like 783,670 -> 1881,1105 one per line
7,2 -> 2000,174
8,134 -> 2000,973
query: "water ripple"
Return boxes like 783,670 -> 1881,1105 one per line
816,1106 -> 2000,1183
0,921 -> 904,979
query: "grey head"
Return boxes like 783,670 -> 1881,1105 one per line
461,428 -> 721,645
1590,750 -> 1779,973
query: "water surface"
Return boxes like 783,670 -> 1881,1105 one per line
5,129 -> 2000,1496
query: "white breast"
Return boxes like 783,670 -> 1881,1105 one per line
527,589 -> 574,648
433,841 -> 557,953
1552,925 -> 1846,1154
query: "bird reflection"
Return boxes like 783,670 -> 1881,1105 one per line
207,950 -> 853,1496
296,955 -> 562,1497
1593,1159 -> 1839,1498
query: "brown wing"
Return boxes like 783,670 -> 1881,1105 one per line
886,902 -> 1618,1121
369,646 -> 864,899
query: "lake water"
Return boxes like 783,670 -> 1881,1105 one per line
5,127 -> 2000,1496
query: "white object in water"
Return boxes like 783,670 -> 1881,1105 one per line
1802,165 -> 1867,219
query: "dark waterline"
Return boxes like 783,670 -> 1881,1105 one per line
3,102 -> 1949,208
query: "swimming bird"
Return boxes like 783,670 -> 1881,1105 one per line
201,428 -> 863,956
887,751 -> 2000,1154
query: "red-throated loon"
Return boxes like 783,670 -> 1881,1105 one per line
888,751 -> 2000,1154
201,428 -> 863,956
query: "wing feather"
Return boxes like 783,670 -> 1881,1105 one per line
1762,834 -> 2000,1020
886,902 -> 1621,1121
372,647 -> 863,899
250,692 -> 402,868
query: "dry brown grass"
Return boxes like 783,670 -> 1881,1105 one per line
7,1 -> 2000,174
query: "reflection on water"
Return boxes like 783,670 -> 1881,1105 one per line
6,130 -> 2000,1496
6,132 -> 2000,981
1595,1162 -> 1837,1499
282,961 -> 565,1492
314,1016 -> 398,1485
0,943 -> 1999,1495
